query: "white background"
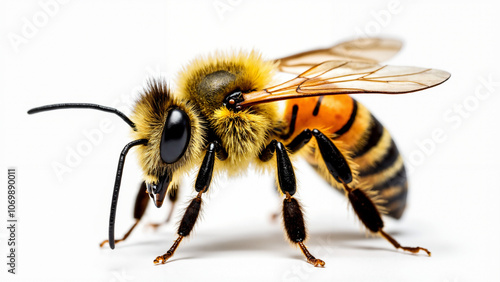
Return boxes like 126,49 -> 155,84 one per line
1,0 -> 499,281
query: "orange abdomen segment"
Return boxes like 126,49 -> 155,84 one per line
282,95 -> 355,140
281,95 -> 408,219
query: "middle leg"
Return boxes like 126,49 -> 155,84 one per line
260,140 -> 325,267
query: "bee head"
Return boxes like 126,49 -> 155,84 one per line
131,79 -> 205,208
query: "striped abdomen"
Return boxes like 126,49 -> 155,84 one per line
282,95 -> 407,219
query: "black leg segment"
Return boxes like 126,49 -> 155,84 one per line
346,184 -> 430,255
286,129 -> 312,154
195,141 -> 219,193
259,140 -> 297,195
276,142 -> 296,196
312,129 -> 352,184
283,197 -> 306,242
345,185 -> 384,233
282,193 -> 325,267
154,190 -> 204,265
259,139 -> 277,162
177,196 -> 202,237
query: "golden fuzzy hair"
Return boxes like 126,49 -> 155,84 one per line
176,50 -> 277,116
210,104 -> 279,174
130,79 -> 205,183
176,50 -> 282,174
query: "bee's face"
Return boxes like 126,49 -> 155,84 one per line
144,107 -> 191,207
131,51 -> 279,206
131,80 -> 205,208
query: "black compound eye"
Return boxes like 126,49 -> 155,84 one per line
160,108 -> 191,164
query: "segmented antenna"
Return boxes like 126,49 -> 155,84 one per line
108,139 -> 148,249
28,103 -> 136,130
28,103 -> 148,248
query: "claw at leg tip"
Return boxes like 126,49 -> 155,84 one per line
153,257 -> 162,265
309,258 -> 325,267
154,254 -> 172,265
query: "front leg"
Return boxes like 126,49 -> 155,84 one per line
154,141 -> 222,264
311,129 -> 430,256
260,140 -> 325,267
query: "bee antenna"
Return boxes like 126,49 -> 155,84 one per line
27,103 -> 137,130
108,139 -> 148,249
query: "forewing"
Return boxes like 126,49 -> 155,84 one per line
240,60 -> 450,107
275,38 -> 403,75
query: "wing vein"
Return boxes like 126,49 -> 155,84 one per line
359,65 -> 387,79
301,61 -> 349,78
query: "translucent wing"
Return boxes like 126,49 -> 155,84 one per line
240,60 -> 450,107
275,38 -> 403,75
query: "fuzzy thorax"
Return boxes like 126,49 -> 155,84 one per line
210,104 -> 279,173
176,50 -> 277,116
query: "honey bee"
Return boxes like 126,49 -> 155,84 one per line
28,38 -> 450,267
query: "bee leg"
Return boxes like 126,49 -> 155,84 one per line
267,131 -> 312,221
283,192 -> 325,267
259,139 -> 277,161
260,140 -> 282,221
154,191 -> 203,265
148,182 -> 180,230
100,181 -> 149,247
344,184 -> 431,256
265,129 -> 312,221
154,141 -> 219,265
261,140 -> 325,266
285,129 -> 312,154
312,129 -> 431,256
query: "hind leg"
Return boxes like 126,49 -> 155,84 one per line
311,129 -> 430,256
